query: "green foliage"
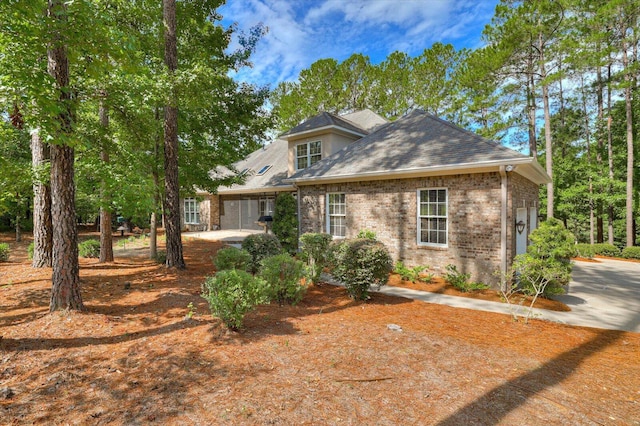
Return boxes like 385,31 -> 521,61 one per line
443,264 -> 474,292
356,229 -> 377,240
331,238 -> 393,300
27,241 -> 34,260
213,246 -> 251,272
241,233 -> 282,274
271,193 -> 298,254
0,243 -> 10,262
591,243 -> 621,257
154,250 -> 167,265
621,246 -> 640,260
258,254 -> 306,305
78,239 -> 100,258
201,269 -> 268,331
394,261 -> 431,283
299,232 -> 332,284
574,244 -> 595,259
514,218 -> 576,297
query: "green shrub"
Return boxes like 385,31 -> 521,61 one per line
0,243 -> 10,262
258,254 -> 306,305
443,264 -> 473,291
78,239 -> 100,258
214,246 -> 251,271
299,232 -> 333,284
356,229 -> 377,240
154,250 -> 167,265
621,246 -> 640,260
591,243 -> 621,257
272,192 -> 298,254
27,241 -> 34,260
575,243 -> 595,259
332,238 -> 393,300
201,269 -> 268,330
241,233 -> 282,274
514,218 -> 576,297
394,260 -> 431,283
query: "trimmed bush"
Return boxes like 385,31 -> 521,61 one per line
591,243 -> 621,257
332,238 -> 393,300
241,233 -> 282,274
258,254 -> 306,305
299,232 -> 332,284
214,246 -> 251,271
201,269 -> 268,330
621,246 -> 640,260
272,192 -> 298,254
0,243 -> 10,262
78,239 -> 100,258
514,218 -> 576,297
154,250 -> 167,265
575,243 -> 595,259
27,241 -> 34,260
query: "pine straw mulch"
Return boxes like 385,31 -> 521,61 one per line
1,233 -> 639,425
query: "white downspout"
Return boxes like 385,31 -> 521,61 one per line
500,165 -> 508,291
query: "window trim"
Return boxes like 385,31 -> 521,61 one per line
296,140 -> 322,170
326,192 -> 346,238
184,198 -> 200,225
417,188 -> 448,247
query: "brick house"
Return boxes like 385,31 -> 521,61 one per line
191,109 -> 549,286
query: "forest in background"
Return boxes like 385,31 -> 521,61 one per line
0,0 -> 638,311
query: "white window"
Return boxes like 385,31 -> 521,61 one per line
184,198 -> 200,224
327,193 -> 346,237
418,188 -> 447,246
296,141 -> 321,170
259,197 -> 274,217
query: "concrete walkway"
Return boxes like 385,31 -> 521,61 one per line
328,258 -> 640,333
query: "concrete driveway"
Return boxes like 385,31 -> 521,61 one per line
550,258 -> 640,333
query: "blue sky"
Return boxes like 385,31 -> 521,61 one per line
219,0 -> 499,88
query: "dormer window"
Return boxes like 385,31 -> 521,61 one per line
296,141 -> 321,170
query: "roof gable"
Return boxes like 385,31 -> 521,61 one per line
280,111 -> 368,139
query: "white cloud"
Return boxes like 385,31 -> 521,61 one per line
219,0 -> 497,88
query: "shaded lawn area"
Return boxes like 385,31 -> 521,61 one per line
1,234 -> 639,425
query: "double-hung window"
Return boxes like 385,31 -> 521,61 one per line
327,193 -> 346,237
296,141 -> 321,170
418,188 -> 447,246
184,198 -> 200,224
259,197 -> 274,217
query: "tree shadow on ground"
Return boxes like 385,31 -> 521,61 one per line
436,327 -> 627,425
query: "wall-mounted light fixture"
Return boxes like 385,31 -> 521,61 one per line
516,220 -> 526,235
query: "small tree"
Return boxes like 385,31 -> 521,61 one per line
272,192 -> 298,254
516,217 -> 576,297
299,232 -> 332,284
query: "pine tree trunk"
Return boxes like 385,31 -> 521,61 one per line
163,0 -> 185,268
15,202 -> 22,243
540,34 -> 553,219
31,130 -> 53,268
607,61 -> 615,245
48,0 -> 83,311
99,99 -> 114,263
621,18 -> 634,248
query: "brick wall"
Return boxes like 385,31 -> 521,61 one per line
299,172 -> 539,287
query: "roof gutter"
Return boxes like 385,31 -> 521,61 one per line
281,125 -> 367,140
286,157 -> 550,186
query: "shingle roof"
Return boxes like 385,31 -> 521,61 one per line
280,111 -> 368,138
217,138 -> 293,194
288,110 -> 548,183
